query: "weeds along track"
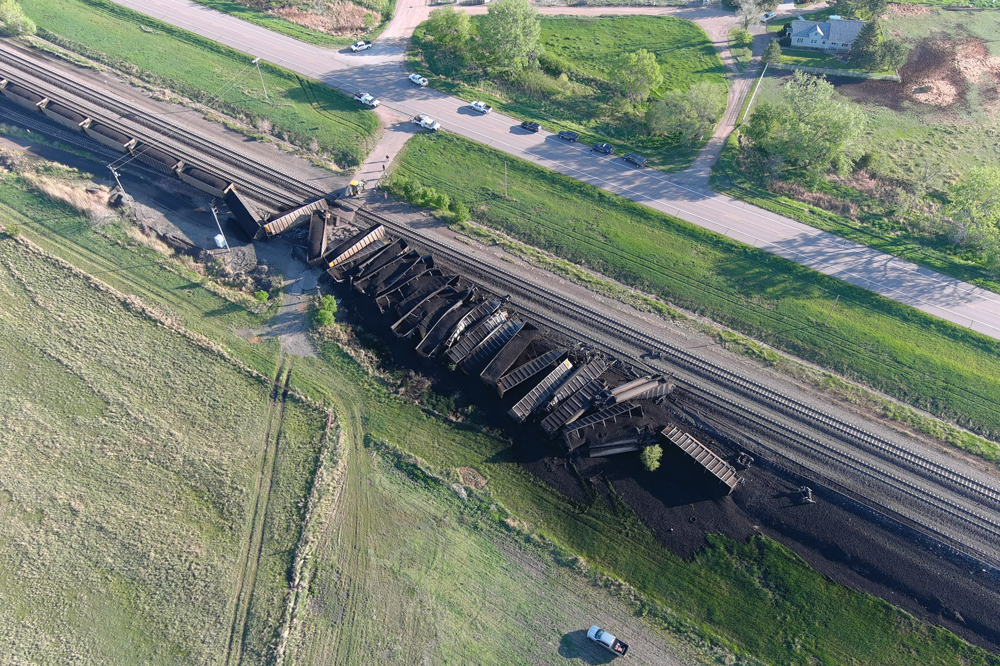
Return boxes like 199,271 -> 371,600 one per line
225,359 -> 293,666
0,43 -> 326,210
355,208 -> 1000,568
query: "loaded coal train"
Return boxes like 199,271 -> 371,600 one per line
0,76 -> 327,241
314,213 -> 740,495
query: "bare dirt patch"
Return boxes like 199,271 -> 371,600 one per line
889,2 -> 930,16
955,38 -> 1000,85
457,466 -> 488,490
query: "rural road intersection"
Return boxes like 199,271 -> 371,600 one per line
114,0 -> 1000,341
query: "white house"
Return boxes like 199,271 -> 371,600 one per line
787,16 -> 866,53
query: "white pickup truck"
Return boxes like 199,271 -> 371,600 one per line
350,40 -> 372,52
587,625 -> 629,657
412,114 -> 440,131
353,91 -> 380,108
469,100 -> 493,114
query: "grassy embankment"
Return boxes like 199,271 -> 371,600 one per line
21,0 -> 381,167
187,0 -> 397,47
389,132 -> 1000,450
0,228 -> 327,663
6,162 -> 999,665
411,15 -> 726,171
723,8 -> 1000,292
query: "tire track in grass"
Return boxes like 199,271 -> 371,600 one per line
225,356 -> 292,666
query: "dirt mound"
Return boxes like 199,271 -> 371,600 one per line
889,2 -> 930,16
955,38 -> 1000,84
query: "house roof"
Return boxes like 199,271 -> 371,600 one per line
789,18 -> 866,44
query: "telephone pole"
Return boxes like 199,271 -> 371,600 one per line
504,160 -> 508,198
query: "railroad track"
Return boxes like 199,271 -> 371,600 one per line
0,43 -> 326,210
355,208 -> 1000,562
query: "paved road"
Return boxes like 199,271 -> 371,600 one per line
115,0 -> 1000,341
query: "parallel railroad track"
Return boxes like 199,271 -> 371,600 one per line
0,43 -> 327,210
356,208 -> 1000,566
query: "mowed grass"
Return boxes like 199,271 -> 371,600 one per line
21,0 -> 381,167
412,15 -> 726,171
0,236 -> 268,663
287,432 -> 693,665
282,342 -> 1000,666
391,132 -> 1000,443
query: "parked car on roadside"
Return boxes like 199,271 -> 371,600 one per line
351,40 -> 373,52
412,114 -> 440,131
353,91 -> 380,108
623,153 -> 646,168
557,130 -> 580,142
470,100 -> 493,114
762,11 -> 777,21
520,120 -> 540,133
408,73 -> 428,87
591,142 -> 614,155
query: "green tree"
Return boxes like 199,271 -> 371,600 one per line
879,38 -> 909,71
736,0 -> 766,30
743,71 -> 865,177
640,445 -> 662,472
254,290 -> 269,303
425,6 -> 471,50
732,28 -> 753,48
857,0 -> 887,20
850,20 -> 881,69
619,49 -> 663,105
947,167 -> 1000,265
763,39 -> 782,64
0,0 -> 35,36
477,0 -> 541,74
647,82 -> 727,146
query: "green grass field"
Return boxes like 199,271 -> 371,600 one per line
411,15 -> 727,171
0,233 -> 327,664
7,157 -> 999,665
389,132 -> 1000,446
21,0 -> 381,167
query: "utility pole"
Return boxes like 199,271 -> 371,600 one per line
741,62 -> 768,125
504,160 -> 508,198
824,294 -> 840,326
252,57 -> 268,101
109,166 -> 124,193
210,202 -> 231,253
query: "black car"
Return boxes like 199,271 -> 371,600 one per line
520,120 -> 541,133
623,153 -> 647,168
591,143 -> 614,155
557,130 -> 580,142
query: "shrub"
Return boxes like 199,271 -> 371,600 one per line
315,309 -> 336,327
0,0 -> 36,36
254,290 -> 269,303
451,201 -> 471,223
320,294 -> 338,314
732,28 -> 753,49
4,223 -> 22,238
640,444 -> 662,472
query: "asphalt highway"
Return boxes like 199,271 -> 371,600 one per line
115,0 -> 1000,341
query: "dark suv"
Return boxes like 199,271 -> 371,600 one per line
520,120 -> 541,133
591,143 -> 614,155
623,153 -> 647,168
557,130 -> 580,142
